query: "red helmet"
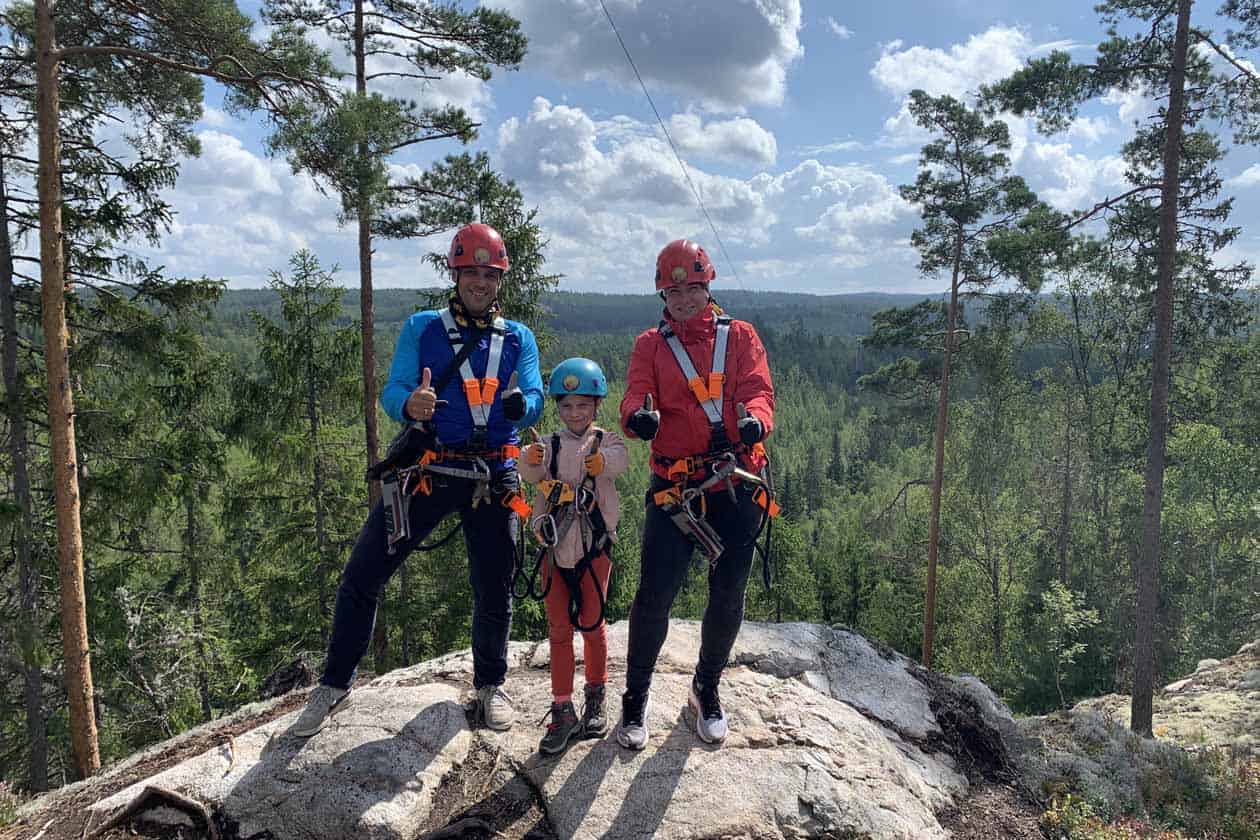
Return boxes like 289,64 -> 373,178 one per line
448,223 -> 509,272
655,239 -> 715,291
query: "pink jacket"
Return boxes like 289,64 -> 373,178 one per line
519,426 -> 627,568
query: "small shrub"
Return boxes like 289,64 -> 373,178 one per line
1143,751 -> 1260,840
0,781 -> 20,828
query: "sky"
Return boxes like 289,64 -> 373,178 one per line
121,0 -> 1260,294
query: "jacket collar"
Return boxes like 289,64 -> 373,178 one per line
661,305 -> 716,343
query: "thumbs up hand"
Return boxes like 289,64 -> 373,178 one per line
501,370 -> 527,422
628,393 -> 660,441
523,427 -> 545,465
736,402 -> 764,446
406,367 -> 438,422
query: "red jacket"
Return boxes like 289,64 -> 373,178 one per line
620,306 -> 775,481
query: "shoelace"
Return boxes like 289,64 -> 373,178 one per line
695,684 -> 723,720
539,704 -> 576,732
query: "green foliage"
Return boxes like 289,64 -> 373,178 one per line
1042,752 -> 1260,840
405,152 -> 560,340
1036,582 -> 1102,707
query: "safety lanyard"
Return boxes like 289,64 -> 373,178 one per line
438,309 -> 506,434
659,315 -> 731,426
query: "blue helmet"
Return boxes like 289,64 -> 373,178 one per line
548,357 -> 608,398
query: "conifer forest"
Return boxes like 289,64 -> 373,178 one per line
0,4 -> 1257,834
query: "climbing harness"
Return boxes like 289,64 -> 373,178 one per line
371,311 -> 529,555
514,430 -> 612,632
653,313 -> 780,587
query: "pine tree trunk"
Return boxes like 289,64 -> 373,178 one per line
1132,0 -> 1191,738
922,240 -> 961,669
185,495 -> 212,722
34,0 -> 99,778
355,0 -> 389,671
1058,415 -> 1073,584
2,157 -> 50,791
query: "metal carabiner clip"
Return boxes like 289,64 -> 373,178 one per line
538,513 -> 560,547
577,483 -> 597,513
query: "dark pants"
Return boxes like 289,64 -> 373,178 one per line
321,471 -> 519,690
625,475 -> 761,694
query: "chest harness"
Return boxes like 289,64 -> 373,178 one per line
652,315 -> 780,587
512,430 -> 612,631
372,312 -> 531,555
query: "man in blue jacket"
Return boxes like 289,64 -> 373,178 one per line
293,223 -> 543,736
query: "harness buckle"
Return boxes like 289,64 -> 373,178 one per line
541,479 -> 576,506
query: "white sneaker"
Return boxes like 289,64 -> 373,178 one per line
477,684 -> 515,731
689,678 -> 728,744
291,684 -> 350,737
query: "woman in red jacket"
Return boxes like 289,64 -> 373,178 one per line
617,238 -> 775,749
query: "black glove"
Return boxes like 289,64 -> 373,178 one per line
366,423 -> 434,481
628,394 -> 660,441
736,403 -> 764,446
502,389 -> 526,422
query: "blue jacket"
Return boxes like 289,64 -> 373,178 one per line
381,310 -> 544,450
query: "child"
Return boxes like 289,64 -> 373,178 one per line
519,357 -> 627,755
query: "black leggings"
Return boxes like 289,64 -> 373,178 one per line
625,475 -> 761,694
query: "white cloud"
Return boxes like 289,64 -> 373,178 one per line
871,27 -> 1046,149
1102,86 -> 1157,126
494,0 -> 804,110
1019,142 -> 1127,211
495,99 -> 919,291
826,17 -> 853,39
303,11 -> 493,121
871,27 -> 1031,99
797,139 -> 868,156
1067,115 -> 1113,145
667,113 -> 778,166
198,107 -> 230,128
1227,164 -> 1260,188
130,130 -> 357,286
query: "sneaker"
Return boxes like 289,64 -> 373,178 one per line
476,684 -> 515,731
291,684 -> 350,737
581,683 -> 608,737
689,676 -> 728,744
616,689 -> 649,750
538,701 -> 582,755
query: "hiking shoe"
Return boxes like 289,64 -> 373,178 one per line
581,683 -> 608,737
616,689 -> 649,750
538,701 -> 582,755
291,684 -> 350,737
689,676 -> 728,744
476,684 -> 515,731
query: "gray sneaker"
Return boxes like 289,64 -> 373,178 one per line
616,689 -> 649,750
476,684 -> 515,731
538,701 -> 581,755
291,684 -> 350,737
689,677 -> 728,744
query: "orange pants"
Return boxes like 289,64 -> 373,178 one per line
544,552 -> 612,701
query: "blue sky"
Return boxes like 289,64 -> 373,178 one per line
132,0 -> 1260,294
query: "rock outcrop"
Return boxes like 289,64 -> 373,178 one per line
78,621 -> 1016,840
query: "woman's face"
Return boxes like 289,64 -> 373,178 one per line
661,281 -> 710,322
557,394 -> 598,434
455,266 -> 503,315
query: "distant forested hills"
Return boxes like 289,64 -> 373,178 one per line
208,288 -> 930,338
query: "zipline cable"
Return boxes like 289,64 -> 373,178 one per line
596,0 -> 741,288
